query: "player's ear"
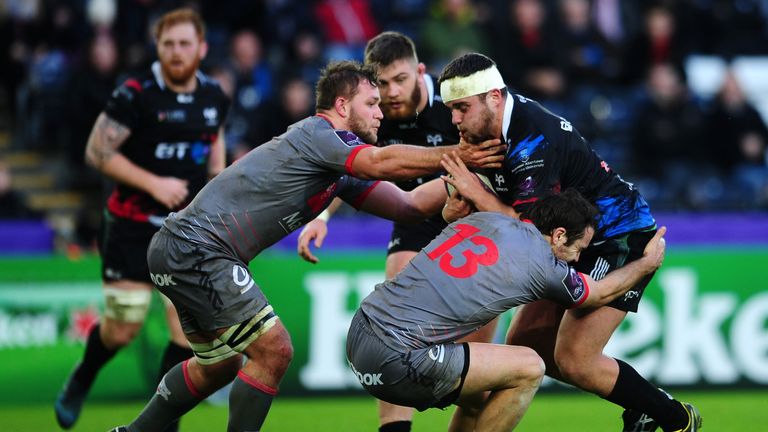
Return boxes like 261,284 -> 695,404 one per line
552,227 -> 568,246
417,62 -> 426,76
199,40 -> 209,60
334,97 -> 348,117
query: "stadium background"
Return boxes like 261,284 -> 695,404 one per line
1,0 -> 767,430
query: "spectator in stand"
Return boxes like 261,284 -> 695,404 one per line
706,69 -> 768,207
69,33 -> 121,180
420,0 -> 489,73
556,0 -> 621,86
314,0 -> 379,62
226,29 -> 275,154
490,0 -> 565,101
629,62 -> 709,209
622,5 -> 686,86
281,31 -> 326,89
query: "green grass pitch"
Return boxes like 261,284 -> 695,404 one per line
2,390 -> 765,431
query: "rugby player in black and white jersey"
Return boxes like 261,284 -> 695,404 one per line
107,60 -> 505,432
55,9 -> 228,432
297,31 -> 500,432
438,53 -> 702,432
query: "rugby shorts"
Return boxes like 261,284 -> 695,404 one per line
98,210 -> 158,283
575,227 -> 658,312
147,229 -> 270,334
387,216 -> 447,255
346,310 -> 469,411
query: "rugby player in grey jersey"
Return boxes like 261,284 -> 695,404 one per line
347,190 -> 667,432
110,61 -> 505,432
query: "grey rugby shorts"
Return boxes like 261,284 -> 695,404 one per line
346,310 -> 469,411
147,229 -> 270,334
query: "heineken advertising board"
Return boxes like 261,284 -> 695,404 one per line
0,247 -> 766,403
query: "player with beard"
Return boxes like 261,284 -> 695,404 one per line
437,53 -> 702,432
55,9 -> 228,432
108,60 -> 504,432
297,32 -> 500,432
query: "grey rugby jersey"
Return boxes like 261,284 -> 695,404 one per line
360,212 -> 589,351
162,115 -> 377,262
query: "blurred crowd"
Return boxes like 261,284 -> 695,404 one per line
2,0 -> 768,236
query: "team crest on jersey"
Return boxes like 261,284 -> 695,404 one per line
177,94 -> 194,104
203,107 -> 218,126
157,110 -> 186,122
426,134 -> 443,146
518,176 -> 536,196
335,130 -> 364,146
562,268 -> 586,302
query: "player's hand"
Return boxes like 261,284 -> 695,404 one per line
297,218 -> 328,264
441,152 -> 493,205
151,177 -> 189,209
641,226 -> 667,272
442,188 -> 473,223
456,138 -> 506,169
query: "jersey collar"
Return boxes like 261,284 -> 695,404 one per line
424,74 -> 435,109
501,88 -> 514,143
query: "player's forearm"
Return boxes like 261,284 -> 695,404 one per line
354,144 -> 451,180
585,257 -> 657,307
208,130 -> 227,179
97,153 -> 163,194
317,197 -> 343,222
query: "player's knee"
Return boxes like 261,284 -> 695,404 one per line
519,347 -> 546,386
103,285 -> 151,325
263,328 -> 293,376
101,320 -> 142,348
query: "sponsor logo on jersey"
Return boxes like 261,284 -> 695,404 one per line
157,110 -> 186,122
560,119 -> 573,132
279,211 -> 304,234
349,361 -> 383,386
150,273 -> 177,287
232,265 -> 255,294
509,134 -> 546,174
516,94 -> 528,103
562,268 -> 586,302
177,94 -> 194,104
426,134 -> 443,146
155,141 -> 210,164
335,130 -> 364,146
518,176 -> 536,196
203,107 -> 218,126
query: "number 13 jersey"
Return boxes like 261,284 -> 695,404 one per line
360,211 -> 588,352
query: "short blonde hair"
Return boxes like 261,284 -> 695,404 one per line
153,8 -> 206,41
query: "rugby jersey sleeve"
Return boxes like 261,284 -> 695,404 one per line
103,78 -> 142,130
541,256 -> 590,307
336,176 -> 380,210
308,125 -> 372,175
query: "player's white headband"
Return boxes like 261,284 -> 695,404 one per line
440,65 -> 506,103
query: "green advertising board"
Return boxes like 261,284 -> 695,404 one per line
0,247 -> 766,403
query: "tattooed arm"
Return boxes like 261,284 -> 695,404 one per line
85,113 -> 189,209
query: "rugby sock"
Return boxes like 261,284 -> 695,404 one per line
157,344 -> 193,432
72,324 -> 118,387
227,371 -> 276,431
129,360 -> 203,432
380,420 -> 412,432
604,359 -> 688,431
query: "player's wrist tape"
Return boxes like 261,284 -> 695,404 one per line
440,65 -> 506,103
317,209 -> 331,223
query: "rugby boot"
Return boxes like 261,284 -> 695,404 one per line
622,409 -> 658,432
54,367 -> 90,429
672,402 -> 703,432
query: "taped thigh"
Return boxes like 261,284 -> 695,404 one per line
103,286 -> 152,323
188,305 -> 279,365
